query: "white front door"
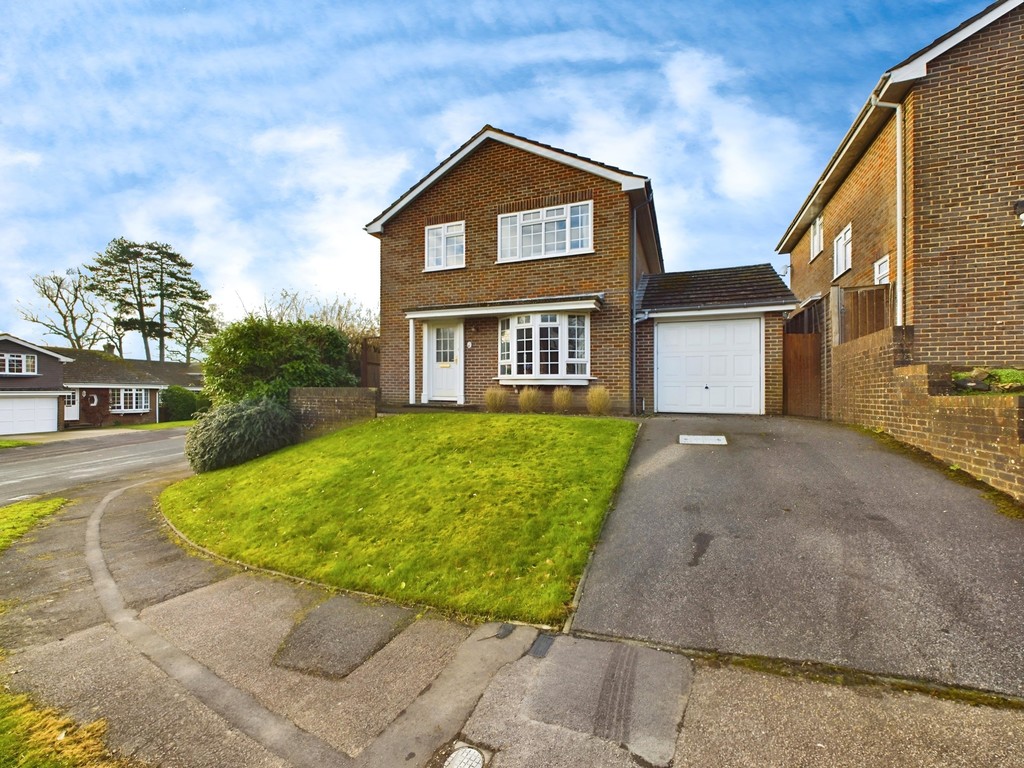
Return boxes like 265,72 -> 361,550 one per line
64,390 -> 80,421
656,317 -> 763,414
426,322 -> 462,402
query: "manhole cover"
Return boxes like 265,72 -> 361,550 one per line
444,746 -> 485,768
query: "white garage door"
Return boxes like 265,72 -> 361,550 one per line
0,396 -> 58,435
656,318 -> 763,414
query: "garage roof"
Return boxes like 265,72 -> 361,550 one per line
638,264 -> 796,312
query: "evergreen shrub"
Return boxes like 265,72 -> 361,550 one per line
184,397 -> 298,473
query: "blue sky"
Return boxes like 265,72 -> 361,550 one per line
0,0 -> 984,350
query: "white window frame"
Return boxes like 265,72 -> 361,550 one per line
497,312 -> 590,384
874,255 -> 891,285
497,201 -> 593,263
0,353 -> 38,375
833,223 -> 852,279
64,390 -> 77,407
809,215 -> 824,260
109,388 -> 150,413
424,220 -> 465,271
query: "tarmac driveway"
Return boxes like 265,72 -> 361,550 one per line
572,416 -> 1024,697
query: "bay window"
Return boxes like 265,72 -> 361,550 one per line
109,388 -> 150,413
498,313 -> 589,381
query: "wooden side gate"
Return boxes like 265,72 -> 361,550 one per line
783,302 -> 823,418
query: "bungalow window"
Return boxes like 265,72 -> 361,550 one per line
424,221 -> 465,270
498,314 -> 589,380
497,201 -> 592,262
109,388 -> 150,413
833,224 -> 852,279
0,353 -> 37,375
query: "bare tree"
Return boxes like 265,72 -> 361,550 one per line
19,269 -> 104,349
168,301 -> 221,364
258,290 -> 379,340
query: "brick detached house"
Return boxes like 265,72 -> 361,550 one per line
0,334 -> 73,435
367,126 -> 795,415
776,0 -> 1024,500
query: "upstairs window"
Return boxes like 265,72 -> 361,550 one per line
833,224 -> 852,279
425,221 -> 465,270
874,255 -> 891,285
0,353 -> 37,375
810,215 -> 824,260
498,313 -> 589,380
498,201 -> 592,262
109,388 -> 149,413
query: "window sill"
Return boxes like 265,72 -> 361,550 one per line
495,249 -> 595,265
809,250 -> 822,262
832,268 -> 851,282
0,372 -> 40,376
495,376 -> 593,387
422,264 -> 466,273
109,409 -> 150,414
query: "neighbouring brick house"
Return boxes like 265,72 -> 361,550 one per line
776,0 -> 1024,501
0,334 -> 73,435
367,126 -> 795,415
47,346 -> 204,427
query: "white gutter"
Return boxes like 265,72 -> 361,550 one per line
870,96 -> 906,327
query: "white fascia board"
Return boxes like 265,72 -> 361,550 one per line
64,382 -> 162,390
0,336 -> 74,362
406,297 -> 601,320
887,0 -> 1023,85
0,390 -> 68,397
366,130 -> 647,234
647,304 -> 797,320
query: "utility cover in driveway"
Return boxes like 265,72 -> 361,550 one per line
656,318 -> 761,414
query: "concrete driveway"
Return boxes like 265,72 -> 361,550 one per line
572,416 -> 1024,697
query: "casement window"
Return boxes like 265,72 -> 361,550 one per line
498,201 -> 592,262
109,388 -> 150,413
0,353 -> 37,375
497,313 -> 589,381
833,224 -> 852,279
810,215 -> 824,260
874,255 -> 891,285
425,221 -> 465,270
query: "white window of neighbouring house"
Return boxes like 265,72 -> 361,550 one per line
833,224 -> 852,279
425,221 -> 465,270
497,201 -> 592,262
109,388 -> 150,413
0,353 -> 38,375
497,313 -> 589,380
874,255 -> 890,285
810,215 -> 823,260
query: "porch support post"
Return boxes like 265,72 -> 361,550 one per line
408,319 -> 416,405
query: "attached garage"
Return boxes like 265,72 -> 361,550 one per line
656,317 -> 762,414
0,394 -> 60,435
635,265 -> 797,416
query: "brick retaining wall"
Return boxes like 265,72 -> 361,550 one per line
832,328 -> 1024,502
289,388 -> 377,440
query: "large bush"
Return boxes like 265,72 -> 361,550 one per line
202,317 -> 357,405
160,386 -> 211,422
184,398 -> 298,473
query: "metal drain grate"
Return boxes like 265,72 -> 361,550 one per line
678,435 -> 727,445
444,745 -> 486,768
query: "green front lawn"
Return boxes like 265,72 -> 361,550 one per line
0,498 -> 66,547
0,440 -> 32,450
161,413 -> 637,624
127,420 -> 195,431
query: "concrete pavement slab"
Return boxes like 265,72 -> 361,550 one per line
573,416 -> 1024,696
0,624 -> 290,768
141,573 -> 472,757
674,664 -> 1024,767
276,594 -> 414,677
464,635 -> 690,767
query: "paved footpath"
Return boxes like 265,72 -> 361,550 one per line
1,477 -> 1023,767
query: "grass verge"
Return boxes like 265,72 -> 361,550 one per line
161,413 -> 637,624
126,420 -> 194,431
1,497 -> 139,767
0,440 -> 33,450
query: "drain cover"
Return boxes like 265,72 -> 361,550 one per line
679,435 -> 727,445
444,746 -> 485,768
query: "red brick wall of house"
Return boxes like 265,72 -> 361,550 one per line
377,139 -> 634,412
75,387 -> 158,427
910,8 -> 1024,367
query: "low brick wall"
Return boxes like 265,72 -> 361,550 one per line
832,328 -> 1024,502
289,387 -> 377,439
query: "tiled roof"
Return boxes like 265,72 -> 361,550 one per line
638,264 -> 797,312
45,348 -> 203,388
